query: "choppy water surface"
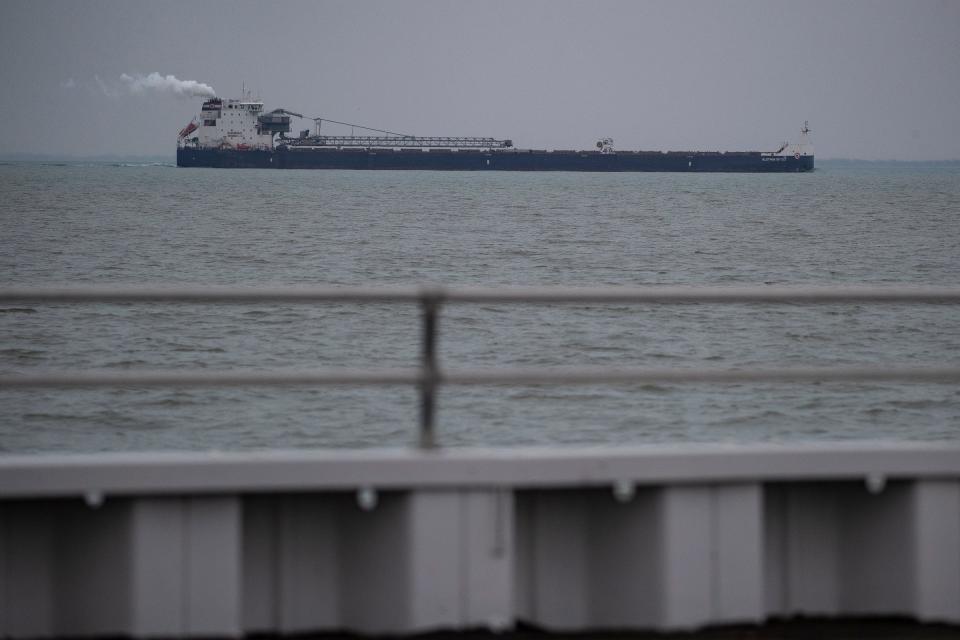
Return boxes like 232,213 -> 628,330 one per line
1,162 -> 959,452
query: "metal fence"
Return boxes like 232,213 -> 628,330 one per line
2,284 -> 960,448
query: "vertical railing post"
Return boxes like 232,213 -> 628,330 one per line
419,290 -> 442,449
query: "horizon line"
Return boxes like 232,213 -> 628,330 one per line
3,152 -> 960,165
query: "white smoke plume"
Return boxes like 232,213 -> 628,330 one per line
95,74 -> 119,98
120,72 -> 216,99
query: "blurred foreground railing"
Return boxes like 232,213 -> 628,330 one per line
2,284 -> 960,448
2,285 -> 960,637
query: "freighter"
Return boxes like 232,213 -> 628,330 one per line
176,97 -> 814,172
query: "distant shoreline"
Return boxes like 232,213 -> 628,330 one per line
817,158 -> 960,167
0,153 -> 175,164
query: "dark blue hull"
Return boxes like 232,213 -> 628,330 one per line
177,147 -> 814,172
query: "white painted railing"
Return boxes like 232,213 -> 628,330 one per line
0,445 -> 959,636
1,285 -> 959,636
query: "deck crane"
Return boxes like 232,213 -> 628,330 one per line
276,113 -> 513,150
264,107 -> 512,149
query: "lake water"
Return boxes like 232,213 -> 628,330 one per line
1,161 -> 959,452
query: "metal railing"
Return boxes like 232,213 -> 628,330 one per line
2,284 -> 960,448
286,135 -> 512,149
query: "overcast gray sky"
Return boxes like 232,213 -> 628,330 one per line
2,0 -> 958,160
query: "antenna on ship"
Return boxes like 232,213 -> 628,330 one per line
801,121 -> 811,137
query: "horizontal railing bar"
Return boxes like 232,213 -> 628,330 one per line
3,443 -> 960,497
2,285 -> 960,304
0,285 -> 428,303
0,368 -> 422,388
2,365 -> 959,388
446,285 -> 960,304
445,365 -> 960,385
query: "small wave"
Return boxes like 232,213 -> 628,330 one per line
23,412 -> 89,422
0,308 -> 37,314
170,345 -> 226,353
139,397 -> 202,408
635,383 -> 673,393
646,352 -> 683,360
508,391 -> 616,402
563,343 -> 632,354
784,332 -> 831,342
0,348 -> 46,359
715,409 -> 788,426
224,256 -> 271,265
112,162 -> 176,168
887,399 -> 954,410
103,359 -> 151,368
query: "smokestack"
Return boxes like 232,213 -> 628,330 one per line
120,72 -> 216,99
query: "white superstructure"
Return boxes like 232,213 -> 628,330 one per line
178,97 -> 283,150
